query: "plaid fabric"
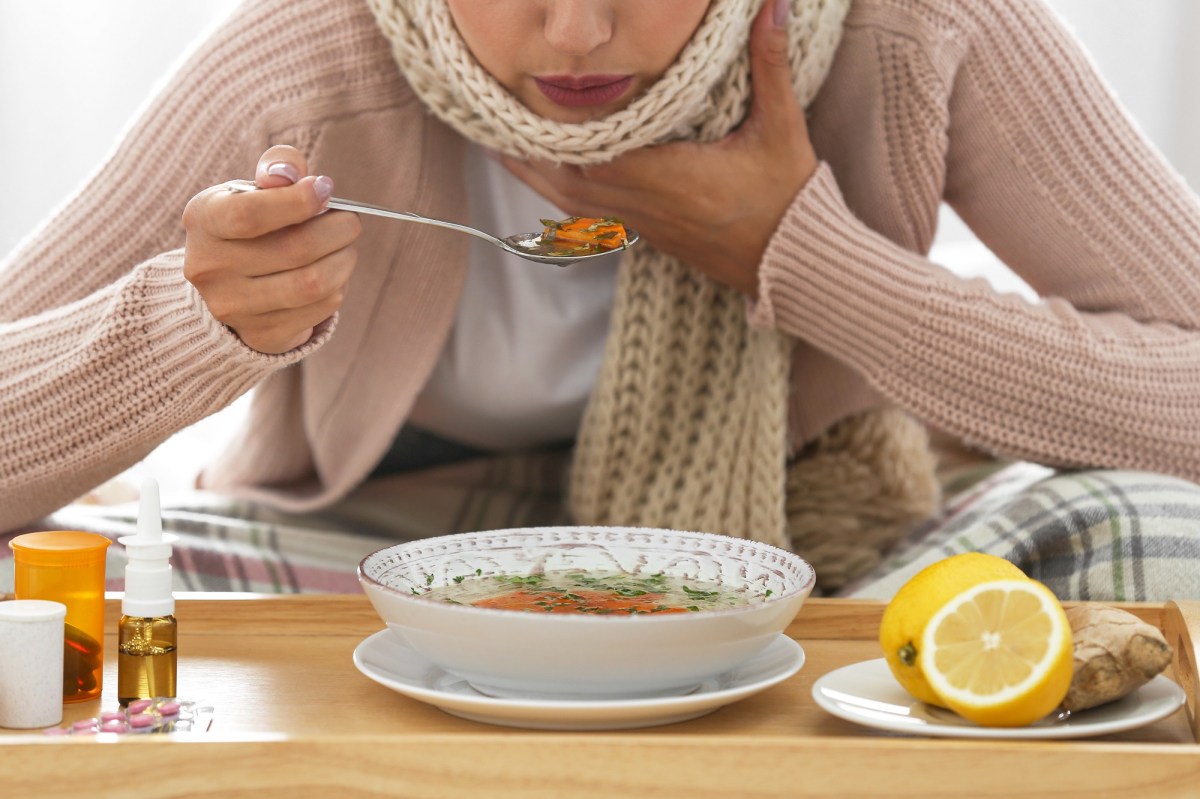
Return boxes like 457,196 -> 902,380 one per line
845,465 -> 1200,602
1,448 -> 571,596
5,457 -> 1199,602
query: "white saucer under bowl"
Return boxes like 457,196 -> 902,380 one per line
354,630 -> 805,731
812,658 -> 1186,739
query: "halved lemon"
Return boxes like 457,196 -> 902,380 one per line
879,553 -> 1027,706
919,578 -> 1073,727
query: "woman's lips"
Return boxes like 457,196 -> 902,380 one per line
534,75 -> 634,108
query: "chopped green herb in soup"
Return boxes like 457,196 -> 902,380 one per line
423,570 -> 747,614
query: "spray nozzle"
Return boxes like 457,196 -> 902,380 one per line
137,476 -> 162,539
120,479 -> 175,559
118,478 -> 177,617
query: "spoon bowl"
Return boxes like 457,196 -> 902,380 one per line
225,179 -> 638,266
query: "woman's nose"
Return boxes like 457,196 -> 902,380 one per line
543,0 -> 614,56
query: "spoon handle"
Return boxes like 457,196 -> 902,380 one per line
326,197 -> 507,247
223,180 -> 506,249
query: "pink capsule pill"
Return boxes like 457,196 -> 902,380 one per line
72,719 -> 99,731
128,713 -> 155,729
127,699 -> 154,714
100,720 -> 128,734
158,701 -> 181,716
100,711 -> 125,723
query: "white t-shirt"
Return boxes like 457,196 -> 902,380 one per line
406,143 -> 621,450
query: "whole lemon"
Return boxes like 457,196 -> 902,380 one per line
878,552 -> 1027,706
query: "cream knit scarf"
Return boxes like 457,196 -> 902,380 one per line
366,0 -> 851,551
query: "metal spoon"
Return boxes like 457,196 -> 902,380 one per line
224,179 -> 638,266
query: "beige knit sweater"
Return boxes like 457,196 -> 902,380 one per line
3,0 -> 1200,533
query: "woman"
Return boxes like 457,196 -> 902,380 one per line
3,0 -> 1199,600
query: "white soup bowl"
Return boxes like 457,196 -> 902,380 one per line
358,526 -> 816,700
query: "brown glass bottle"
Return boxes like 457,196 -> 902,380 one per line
118,614 -> 177,706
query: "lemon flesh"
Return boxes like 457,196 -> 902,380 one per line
879,553 -> 1027,706
919,579 -> 1073,727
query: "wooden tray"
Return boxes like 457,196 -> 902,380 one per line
2,596 -> 1198,798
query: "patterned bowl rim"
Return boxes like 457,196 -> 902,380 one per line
357,525 -> 816,623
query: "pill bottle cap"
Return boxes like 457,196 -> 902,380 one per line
118,478 -> 177,617
10,531 -> 110,566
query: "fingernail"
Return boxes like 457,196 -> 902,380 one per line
313,175 -> 334,203
773,0 -> 789,27
266,161 -> 301,183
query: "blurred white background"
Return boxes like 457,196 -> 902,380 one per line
2,0 -> 1199,492
0,1 -> 243,492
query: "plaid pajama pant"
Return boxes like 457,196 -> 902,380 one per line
5,458 -> 1199,602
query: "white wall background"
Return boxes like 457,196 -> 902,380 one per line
0,1 -> 244,492
2,1 -> 1199,492
934,0 -> 1200,296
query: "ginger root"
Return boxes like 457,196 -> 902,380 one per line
1062,604 -> 1173,712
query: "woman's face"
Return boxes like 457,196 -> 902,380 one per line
445,0 -> 712,123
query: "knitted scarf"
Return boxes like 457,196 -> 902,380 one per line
366,0 -> 938,581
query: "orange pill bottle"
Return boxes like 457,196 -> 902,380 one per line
10,531 -> 111,703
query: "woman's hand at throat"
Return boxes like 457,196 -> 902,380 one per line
497,0 -> 819,299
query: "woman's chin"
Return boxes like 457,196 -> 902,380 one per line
518,90 -> 634,124
530,102 -> 622,124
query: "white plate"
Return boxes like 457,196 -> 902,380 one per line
812,658 -> 1186,739
354,630 -> 805,730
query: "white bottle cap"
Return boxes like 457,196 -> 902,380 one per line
118,478 -> 177,617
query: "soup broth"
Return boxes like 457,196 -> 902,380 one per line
422,570 -> 751,615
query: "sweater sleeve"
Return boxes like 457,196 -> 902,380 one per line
751,0 -> 1200,480
0,0 -> 341,531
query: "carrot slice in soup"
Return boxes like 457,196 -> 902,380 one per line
474,588 -> 688,614
541,216 -> 628,251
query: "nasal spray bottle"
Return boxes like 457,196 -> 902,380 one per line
117,478 -> 178,706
